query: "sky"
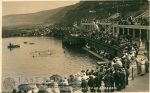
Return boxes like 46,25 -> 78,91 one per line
2,1 -> 80,16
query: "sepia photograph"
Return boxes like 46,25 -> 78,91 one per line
2,0 -> 150,93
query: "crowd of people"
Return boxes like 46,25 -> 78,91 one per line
81,27 -> 149,93
85,25 -> 134,51
13,21 -> 149,93
116,16 -> 149,26
79,17 -> 149,92
80,12 -> 149,26
12,10 -> 150,93
135,17 -> 149,26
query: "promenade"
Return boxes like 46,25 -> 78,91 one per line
118,43 -> 149,92
123,44 -> 149,92
121,73 -> 149,92
118,42 -> 149,92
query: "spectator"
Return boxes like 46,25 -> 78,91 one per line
144,53 -> 149,73
136,57 -> 142,74
88,75 -> 95,92
81,78 -> 88,93
140,58 -> 146,76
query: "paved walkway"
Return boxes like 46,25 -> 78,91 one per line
121,43 -> 149,92
121,73 -> 149,92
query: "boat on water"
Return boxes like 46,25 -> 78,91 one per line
24,42 -> 28,44
24,42 -> 35,45
7,43 -> 20,48
29,43 -> 35,45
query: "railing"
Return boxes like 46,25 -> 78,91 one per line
81,22 -> 150,30
134,10 -> 150,20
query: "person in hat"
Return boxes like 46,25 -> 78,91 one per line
68,74 -> 77,85
76,73 -> 82,82
82,73 -> 89,80
62,77 -> 69,86
116,58 -> 123,67
86,69 -> 90,75
111,59 -> 116,67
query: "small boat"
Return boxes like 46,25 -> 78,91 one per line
8,44 -> 20,48
24,42 -> 28,44
29,43 -> 35,45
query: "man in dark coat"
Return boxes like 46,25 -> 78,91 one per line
103,70 -> 112,92
110,69 -> 115,92
144,53 -> 149,73
94,72 -> 103,92
88,76 -> 95,92
86,69 -> 90,75
113,69 -> 121,91
81,78 -> 88,93
122,57 -> 130,69
125,68 -> 130,85
120,68 -> 126,89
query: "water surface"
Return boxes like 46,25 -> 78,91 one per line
2,37 -> 97,80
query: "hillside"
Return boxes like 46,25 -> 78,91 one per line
2,4 -> 77,28
44,4 -> 79,24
